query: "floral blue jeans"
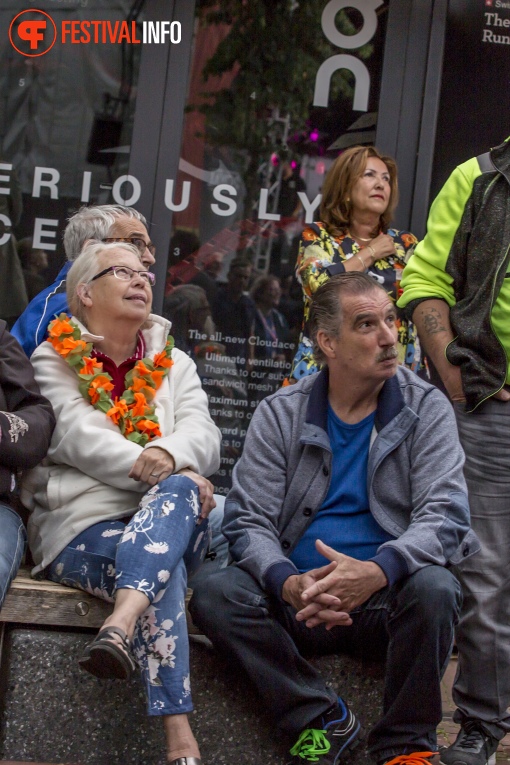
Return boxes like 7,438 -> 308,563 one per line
46,474 -> 210,716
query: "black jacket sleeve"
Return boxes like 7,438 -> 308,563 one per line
0,322 -> 55,484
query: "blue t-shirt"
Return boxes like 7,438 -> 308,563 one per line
290,405 -> 394,573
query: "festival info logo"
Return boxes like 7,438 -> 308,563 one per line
9,9 -> 57,57
9,10 -> 180,55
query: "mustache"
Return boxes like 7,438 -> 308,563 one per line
376,347 -> 398,362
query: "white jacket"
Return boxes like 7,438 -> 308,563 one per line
22,314 -> 221,574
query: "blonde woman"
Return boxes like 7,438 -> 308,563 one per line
23,241 -> 221,765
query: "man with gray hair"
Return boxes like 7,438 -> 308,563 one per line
190,272 -> 478,765
12,204 -> 154,357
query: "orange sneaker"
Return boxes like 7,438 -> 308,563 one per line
384,754 -> 439,765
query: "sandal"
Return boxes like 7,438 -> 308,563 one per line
78,626 -> 136,680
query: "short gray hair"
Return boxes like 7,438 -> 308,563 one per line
309,272 -> 387,365
67,240 -> 141,323
63,204 -> 147,261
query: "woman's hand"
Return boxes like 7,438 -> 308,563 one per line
128,452 -> 216,519
177,469 -> 216,520
343,232 -> 397,272
129,446 -> 176,486
365,233 -> 396,266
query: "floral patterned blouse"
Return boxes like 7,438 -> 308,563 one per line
290,221 -> 420,379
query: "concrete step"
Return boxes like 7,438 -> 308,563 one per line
0,626 -> 384,765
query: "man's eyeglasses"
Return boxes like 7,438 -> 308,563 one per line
102,237 -> 156,257
89,265 -> 156,286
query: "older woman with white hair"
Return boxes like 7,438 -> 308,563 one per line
22,240 -> 221,765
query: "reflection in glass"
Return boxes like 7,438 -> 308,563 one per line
167,1 -> 388,492
0,1 -> 145,323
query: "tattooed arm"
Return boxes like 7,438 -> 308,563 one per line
414,298 -> 510,403
412,299 -> 465,402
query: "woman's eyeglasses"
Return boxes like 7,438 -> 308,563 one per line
102,237 -> 156,257
89,265 -> 156,286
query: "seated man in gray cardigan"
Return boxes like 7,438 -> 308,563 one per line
190,272 -> 478,765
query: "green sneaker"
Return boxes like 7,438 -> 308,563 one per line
289,699 -> 361,763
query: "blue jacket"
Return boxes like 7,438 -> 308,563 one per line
223,366 -> 480,597
11,262 -> 72,357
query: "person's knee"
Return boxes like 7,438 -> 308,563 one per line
190,566 -> 264,632
0,506 -> 25,575
151,474 -> 200,520
402,566 -> 462,623
158,473 -> 198,496
0,504 -> 24,539
0,506 -> 25,606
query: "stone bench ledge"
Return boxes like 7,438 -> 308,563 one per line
0,568 -> 112,629
0,569 -> 383,764
0,626 -> 383,765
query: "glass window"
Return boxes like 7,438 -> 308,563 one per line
0,1 -> 146,323
431,0 -> 510,200
165,0 -> 389,495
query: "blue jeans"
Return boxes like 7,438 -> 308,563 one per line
190,564 -> 461,762
46,475 -> 209,716
0,503 -> 26,609
187,494 -> 229,590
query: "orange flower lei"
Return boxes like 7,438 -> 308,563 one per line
47,314 -> 174,447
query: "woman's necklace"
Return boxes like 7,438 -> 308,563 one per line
347,229 -> 372,243
47,313 -> 174,446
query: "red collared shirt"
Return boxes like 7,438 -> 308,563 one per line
91,332 -> 146,399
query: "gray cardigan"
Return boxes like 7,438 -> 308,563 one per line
223,366 -> 479,597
